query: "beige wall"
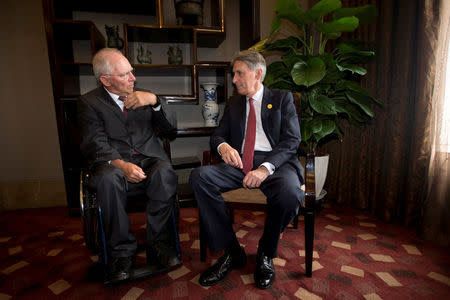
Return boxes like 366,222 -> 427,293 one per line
0,0 -> 66,210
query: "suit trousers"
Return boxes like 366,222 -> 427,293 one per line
88,155 -> 178,258
190,152 -> 304,258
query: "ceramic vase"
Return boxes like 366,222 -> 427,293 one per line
201,83 -> 220,127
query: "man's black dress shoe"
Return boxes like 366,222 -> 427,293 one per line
199,247 -> 246,286
109,256 -> 134,283
254,251 -> 275,289
147,241 -> 182,269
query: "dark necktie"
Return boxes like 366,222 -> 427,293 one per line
118,96 -> 128,119
242,98 -> 256,174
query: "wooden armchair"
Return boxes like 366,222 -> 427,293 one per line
199,151 -> 320,277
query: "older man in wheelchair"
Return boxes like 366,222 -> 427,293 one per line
78,48 -> 181,284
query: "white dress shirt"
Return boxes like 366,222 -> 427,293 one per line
219,85 -> 275,175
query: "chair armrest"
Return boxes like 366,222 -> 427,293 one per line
202,150 -> 221,166
202,150 -> 211,166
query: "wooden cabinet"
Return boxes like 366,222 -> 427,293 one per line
43,0 -> 229,214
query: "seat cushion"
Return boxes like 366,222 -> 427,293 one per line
222,188 -> 266,204
221,185 -> 306,204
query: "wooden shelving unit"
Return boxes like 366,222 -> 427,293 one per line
42,0 -> 228,214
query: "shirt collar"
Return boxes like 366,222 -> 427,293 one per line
247,85 -> 264,102
104,87 -> 120,102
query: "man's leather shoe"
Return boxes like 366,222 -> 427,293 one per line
199,247 -> 246,286
254,251 -> 275,289
108,256 -> 134,283
147,241 -> 182,269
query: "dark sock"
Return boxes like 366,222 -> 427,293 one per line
227,237 -> 242,256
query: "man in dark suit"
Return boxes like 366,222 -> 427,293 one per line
190,50 -> 304,289
78,48 -> 180,282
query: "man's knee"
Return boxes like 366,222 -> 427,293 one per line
91,165 -> 125,190
149,161 -> 177,184
189,166 -> 208,187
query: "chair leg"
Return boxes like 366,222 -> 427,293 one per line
304,209 -> 315,277
199,217 -> 207,262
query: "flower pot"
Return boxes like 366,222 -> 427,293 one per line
299,153 -> 329,200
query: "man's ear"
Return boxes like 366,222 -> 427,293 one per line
255,68 -> 263,81
99,76 -> 110,87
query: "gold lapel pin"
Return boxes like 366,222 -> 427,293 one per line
267,104 -> 273,109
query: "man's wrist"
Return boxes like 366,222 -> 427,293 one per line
151,96 -> 161,108
260,162 -> 275,175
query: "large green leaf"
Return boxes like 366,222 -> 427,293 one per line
291,57 -> 326,87
282,50 -> 306,70
334,99 -> 366,122
264,61 -> 291,88
306,0 -> 342,22
301,120 -> 313,142
335,42 -> 375,56
274,0 -> 309,28
345,91 -> 374,117
310,94 -> 337,115
333,5 -> 378,25
270,15 -> 282,34
316,17 -> 359,39
250,37 -> 269,52
316,119 -> 337,138
311,118 -> 323,133
336,62 -> 367,75
264,36 -> 303,52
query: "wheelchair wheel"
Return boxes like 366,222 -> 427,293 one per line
80,171 -> 102,254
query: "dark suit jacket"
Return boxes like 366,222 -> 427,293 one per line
211,87 -> 304,183
78,87 -> 176,166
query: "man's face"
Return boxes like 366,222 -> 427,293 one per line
232,60 -> 262,98
100,53 -> 135,96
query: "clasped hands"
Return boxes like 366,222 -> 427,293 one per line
218,143 -> 269,189
122,91 -> 158,110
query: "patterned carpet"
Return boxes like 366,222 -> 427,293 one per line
0,202 -> 450,299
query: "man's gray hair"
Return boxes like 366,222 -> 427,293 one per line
92,48 -> 123,80
231,50 -> 266,82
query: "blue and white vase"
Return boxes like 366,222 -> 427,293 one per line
201,83 -> 220,127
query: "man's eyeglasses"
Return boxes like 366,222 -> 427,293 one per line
104,69 -> 135,79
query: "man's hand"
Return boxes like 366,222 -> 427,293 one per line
111,159 -> 147,183
218,143 -> 243,169
243,166 -> 269,189
123,91 -> 158,110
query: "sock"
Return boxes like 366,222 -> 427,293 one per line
227,237 -> 242,256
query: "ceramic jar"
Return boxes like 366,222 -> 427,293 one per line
201,83 -> 220,127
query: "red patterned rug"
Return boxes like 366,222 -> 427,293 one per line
1,203 -> 449,299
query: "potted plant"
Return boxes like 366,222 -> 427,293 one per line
251,0 -> 381,196
252,0 -> 381,153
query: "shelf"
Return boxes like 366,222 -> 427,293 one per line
53,20 -> 104,64
54,0 -> 156,19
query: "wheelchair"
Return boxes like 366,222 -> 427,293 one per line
79,168 -> 182,284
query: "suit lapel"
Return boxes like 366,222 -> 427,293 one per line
238,95 -> 247,142
98,88 -> 126,123
261,87 -> 271,134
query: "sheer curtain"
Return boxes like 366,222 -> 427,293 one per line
421,0 -> 450,245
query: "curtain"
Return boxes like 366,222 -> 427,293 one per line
322,0 -> 450,246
